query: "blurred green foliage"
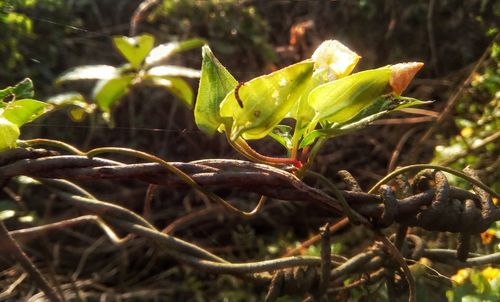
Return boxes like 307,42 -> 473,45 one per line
0,0 -> 79,87
447,266 -> 500,301
433,42 -> 499,193
148,0 -> 276,70
53,33 -> 204,124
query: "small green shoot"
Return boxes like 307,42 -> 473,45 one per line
54,34 -> 205,123
195,39 -> 427,167
0,79 -> 51,151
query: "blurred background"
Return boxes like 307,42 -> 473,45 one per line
0,0 -> 499,300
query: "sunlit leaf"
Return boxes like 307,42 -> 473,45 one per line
56,65 -> 118,83
47,92 -> 86,107
0,210 -> 15,221
220,60 -> 314,140
145,38 -> 206,66
149,76 -> 194,108
2,99 -> 52,127
0,116 -> 20,151
147,65 -> 201,78
113,34 -> 155,69
18,214 -> 35,223
288,75 -> 323,129
0,78 -> 34,100
69,108 -> 87,121
12,78 -> 34,99
92,75 -> 134,112
194,45 -> 237,136
47,93 -> 93,121
308,67 -> 392,127
15,176 -> 41,185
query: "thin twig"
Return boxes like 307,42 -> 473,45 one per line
439,131 -> 500,166
283,218 -> 349,257
368,163 -> 499,198
419,33 -> 499,143
0,221 -> 63,302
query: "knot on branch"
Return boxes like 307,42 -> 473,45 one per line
404,169 -> 497,233
339,168 -> 499,234
265,266 -> 320,302
265,242 -> 387,301
390,234 -> 425,261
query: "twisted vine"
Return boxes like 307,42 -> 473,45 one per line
0,145 -> 499,301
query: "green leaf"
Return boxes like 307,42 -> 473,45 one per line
47,92 -> 86,107
149,76 -> 194,108
288,75 -> 322,124
0,117 -> 20,151
92,75 -> 134,112
308,67 -> 392,125
267,125 -> 293,150
69,108 -> 87,121
113,34 -> 155,69
11,78 -> 34,99
0,210 -> 16,221
145,38 -> 206,66
220,60 -> 314,140
471,271 -> 491,294
345,96 -> 431,126
56,65 -> 118,83
2,99 -> 52,127
300,96 -> 430,147
147,65 -> 201,78
47,93 -> 93,121
0,78 -> 34,101
194,45 -> 238,136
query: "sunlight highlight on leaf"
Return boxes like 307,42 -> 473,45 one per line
113,34 -> 155,69
194,45 -> 238,136
219,60 -> 313,140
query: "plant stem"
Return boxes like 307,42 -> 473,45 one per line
231,137 -> 302,168
304,170 -> 362,224
86,147 -> 267,217
20,138 -> 85,155
290,123 -> 304,160
296,138 -> 325,178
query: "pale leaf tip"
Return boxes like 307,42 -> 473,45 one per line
389,62 -> 424,95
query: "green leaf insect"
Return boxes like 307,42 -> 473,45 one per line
113,34 -> 155,69
219,60 -> 314,141
194,45 -> 238,136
